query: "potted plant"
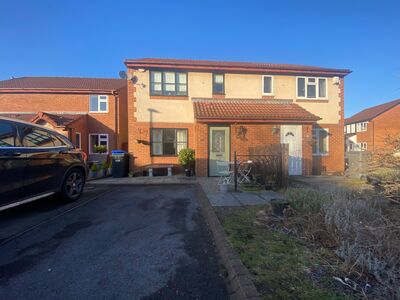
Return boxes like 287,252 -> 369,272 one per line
89,163 -> 98,178
101,161 -> 108,177
178,148 -> 195,176
93,145 -> 107,154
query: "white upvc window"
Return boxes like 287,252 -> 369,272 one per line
75,132 -> 81,149
89,133 -> 109,154
359,142 -> 367,151
262,75 -> 274,95
297,77 -> 327,99
89,95 -> 108,112
356,122 -> 368,132
312,128 -> 329,156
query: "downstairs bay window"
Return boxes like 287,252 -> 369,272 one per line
312,128 -> 329,155
150,128 -> 188,156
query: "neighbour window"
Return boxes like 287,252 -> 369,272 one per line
297,77 -> 327,99
262,75 -> 273,95
75,132 -> 81,149
150,71 -> 188,96
21,127 -> 54,147
356,122 -> 368,132
89,133 -> 109,154
0,122 -> 18,147
312,128 -> 329,155
151,128 -> 188,156
212,74 -> 225,94
89,95 -> 108,112
359,142 -> 367,151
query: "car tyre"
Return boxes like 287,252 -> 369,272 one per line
61,168 -> 85,202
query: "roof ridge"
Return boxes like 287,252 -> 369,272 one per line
345,98 -> 400,124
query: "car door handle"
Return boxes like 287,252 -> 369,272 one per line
6,152 -> 21,157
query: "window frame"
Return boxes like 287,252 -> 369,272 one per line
150,128 -> 188,157
89,95 -> 109,113
150,70 -> 188,96
296,77 -> 328,100
212,73 -> 225,95
312,128 -> 329,156
75,132 -> 81,149
262,75 -> 274,95
88,133 -> 109,154
356,122 -> 368,132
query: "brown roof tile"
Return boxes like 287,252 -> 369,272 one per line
345,99 -> 400,124
0,77 -> 126,91
193,99 -> 320,122
125,58 -> 351,76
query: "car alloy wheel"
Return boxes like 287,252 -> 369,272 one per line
65,170 -> 84,199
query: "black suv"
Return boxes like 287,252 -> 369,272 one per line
0,117 -> 87,211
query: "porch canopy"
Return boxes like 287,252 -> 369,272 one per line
193,99 -> 321,123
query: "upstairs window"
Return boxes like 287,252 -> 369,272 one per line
212,74 -> 225,94
150,71 -> 187,96
356,122 -> 368,132
297,77 -> 327,99
312,128 -> 329,155
262,75 -> 273,95
90,95 -> 108,112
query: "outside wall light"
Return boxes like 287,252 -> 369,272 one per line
272,126 -> 280,135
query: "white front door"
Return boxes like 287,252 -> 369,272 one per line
281,125 -> 302,175
209,126 -> 230,176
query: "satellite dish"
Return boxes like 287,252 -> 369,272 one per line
118,71 -> 127,79
131,76 -> 138,84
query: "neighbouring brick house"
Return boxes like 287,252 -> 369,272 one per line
0,77 -> 128,161
124,58 -> 351,176
345,98 -> 400,152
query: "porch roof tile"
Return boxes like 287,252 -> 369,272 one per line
193,99 -> 321,122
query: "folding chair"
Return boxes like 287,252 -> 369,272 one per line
238,160 -> 253,184
216,160 -> 234,185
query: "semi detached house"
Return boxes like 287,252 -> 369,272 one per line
125,58 -> 351,176
0,77 -> 128,160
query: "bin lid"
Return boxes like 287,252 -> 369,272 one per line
111,150 -> 127,155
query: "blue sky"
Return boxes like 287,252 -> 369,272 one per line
0,0 -> 399,117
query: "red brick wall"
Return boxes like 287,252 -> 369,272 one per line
371,104 -> 400,151
116,85 -> 129,150
68,115 -> 88,153
128,122 -> 195,174
0,92 -> 120,157
195,123 -> 314,177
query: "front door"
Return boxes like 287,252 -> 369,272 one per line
209,126 -> 230,176
281,125 -> 302,175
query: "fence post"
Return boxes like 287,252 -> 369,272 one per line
281,144 -> 289,188
234,151 -> 238,192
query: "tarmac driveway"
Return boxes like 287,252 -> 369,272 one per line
0,184 -> 228,300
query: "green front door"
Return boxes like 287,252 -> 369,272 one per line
209,126 -> 230,176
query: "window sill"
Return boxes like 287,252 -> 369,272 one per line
212,94 -> 226,99
296,99 -> 329,103
149,95 -> 189,100
89,111 -> 109,114
312,153 -> 329,157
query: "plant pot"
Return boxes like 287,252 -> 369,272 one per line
219,184 -> 229,193
89,171 -> 97,178
185,169 -> 191,177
